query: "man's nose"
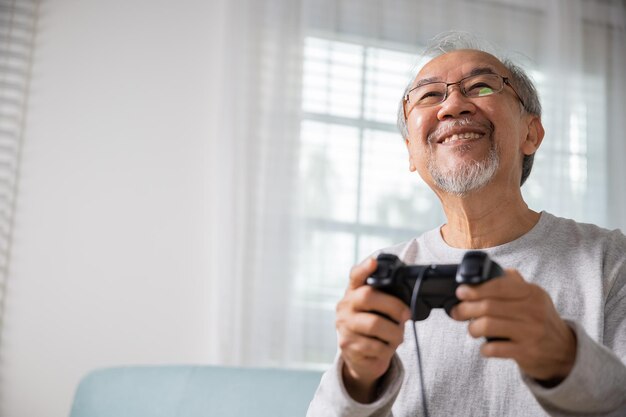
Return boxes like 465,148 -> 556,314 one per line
437,86 -> 476,120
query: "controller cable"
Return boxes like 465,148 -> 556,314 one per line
409,268 -> 429,417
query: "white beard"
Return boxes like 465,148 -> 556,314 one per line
427,143 -> 499,196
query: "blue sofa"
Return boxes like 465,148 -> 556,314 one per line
69,365 -> 323,417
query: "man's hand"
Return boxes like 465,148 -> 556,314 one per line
451,269 -> 577,383
336,257 -> 411,403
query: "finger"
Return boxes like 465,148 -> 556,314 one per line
348,257 -> 378,290
451,298 -> 528,322
479,339 -> 519,359
346,312 -> 405,347
479,340 -> 539,367
338,327 -> 395,360
350,285 -> 411,324
456,269 -> 530,301
466,316 -> 523,341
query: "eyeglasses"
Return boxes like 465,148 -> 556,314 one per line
403,73 -> 525,117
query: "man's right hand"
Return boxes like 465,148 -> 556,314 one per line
335,256 -> 411,404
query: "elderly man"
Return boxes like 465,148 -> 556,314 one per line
306,34 -> 626,417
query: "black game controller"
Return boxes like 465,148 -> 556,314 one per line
366,251 -> 503,321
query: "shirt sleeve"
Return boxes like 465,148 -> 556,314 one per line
522,320 -> 626,415
306,354 -> 405,417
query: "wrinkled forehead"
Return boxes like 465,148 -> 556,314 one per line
413,49 -> 510,87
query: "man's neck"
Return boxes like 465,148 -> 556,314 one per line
437,188 -> 540,249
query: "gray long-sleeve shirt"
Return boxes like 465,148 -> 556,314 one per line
307,212 -> 626,416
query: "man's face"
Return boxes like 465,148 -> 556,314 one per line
404,50 -> 540,196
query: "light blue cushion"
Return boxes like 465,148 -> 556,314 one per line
69,365 -> 322,417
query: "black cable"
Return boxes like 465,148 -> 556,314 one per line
410,268 -> 429,417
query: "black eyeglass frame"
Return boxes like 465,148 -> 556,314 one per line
402,73 -> 526,119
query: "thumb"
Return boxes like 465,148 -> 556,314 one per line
348,257 -> 378,290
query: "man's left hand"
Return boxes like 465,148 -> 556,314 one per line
451,269 -> 577,383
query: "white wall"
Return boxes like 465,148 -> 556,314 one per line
1,1 -> 223,416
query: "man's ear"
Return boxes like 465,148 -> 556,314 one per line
521,116 -> 544,156
405,138 -> 417,172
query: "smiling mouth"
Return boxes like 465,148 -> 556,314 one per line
438,131 -> 485,144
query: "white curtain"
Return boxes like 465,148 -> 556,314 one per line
207,0 -> 305,366
206,0 -> 626,368
0,0 -> 37,341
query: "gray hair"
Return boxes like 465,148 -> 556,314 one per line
397,32 -> 542,186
